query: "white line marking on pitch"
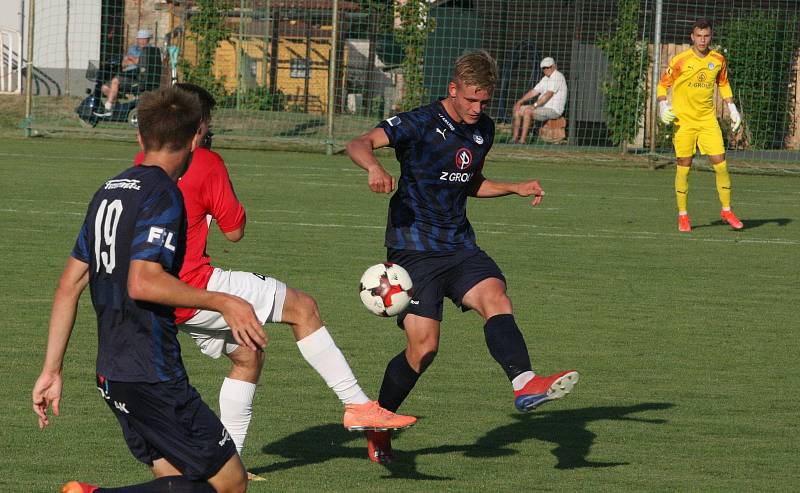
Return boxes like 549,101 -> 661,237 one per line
249,219 -> 800,245
0,208 -> 83,216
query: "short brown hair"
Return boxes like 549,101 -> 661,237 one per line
137,87 -> 202,152
453,50 -> 498,92
692,19 -> 712,32
175,82 -> 216,122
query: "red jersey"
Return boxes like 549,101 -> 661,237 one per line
135,148 -> 246,323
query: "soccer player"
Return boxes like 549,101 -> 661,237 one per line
345,51 -> 580,464
133,83 -> 416,467
657,19 -> 744,233
32,87 -> 264,492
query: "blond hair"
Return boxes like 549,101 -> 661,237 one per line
453,50 -> 498,91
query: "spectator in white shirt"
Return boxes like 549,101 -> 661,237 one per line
510,57 -> 568,144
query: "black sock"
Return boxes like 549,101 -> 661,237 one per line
378,351 -> 421,412
484,314 -> 532,381
97,476 -> 216,493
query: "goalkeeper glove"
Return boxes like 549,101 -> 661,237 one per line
659,100 -> 675,124
728,102 -> 742,132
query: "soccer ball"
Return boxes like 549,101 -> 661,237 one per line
359,263 -> 414,317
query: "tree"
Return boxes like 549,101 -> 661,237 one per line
395,0 -> 435,111
598,0 -> 648,151
178,0 -> 232,101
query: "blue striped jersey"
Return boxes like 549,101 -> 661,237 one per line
72,165 -> 187,383
378,100 -> 494,251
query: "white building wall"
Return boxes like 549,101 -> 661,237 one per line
34,0 -> 101,70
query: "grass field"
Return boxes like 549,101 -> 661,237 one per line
1,137 -> 799,492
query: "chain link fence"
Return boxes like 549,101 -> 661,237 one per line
12,0 -> 800,167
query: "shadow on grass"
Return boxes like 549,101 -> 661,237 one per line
737,217 -> 791,229
252,402 -> 674,480
692,217 -> 791,231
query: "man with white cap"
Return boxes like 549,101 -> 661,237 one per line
97,29 -> 154,116
510,57 -> 568,144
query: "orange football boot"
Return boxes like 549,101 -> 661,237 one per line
61,481 -> 98,493
720,210 -> 743,229
678,214 -> 692,232
343,400 -> 416,431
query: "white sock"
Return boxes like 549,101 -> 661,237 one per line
105,101 -> 112,110
219,377 -> 257,455
512,371 -> 536,391
296,326 -> 370,405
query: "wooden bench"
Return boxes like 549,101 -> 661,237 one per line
539,117 -> 567,143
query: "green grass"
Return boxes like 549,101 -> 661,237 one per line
1,137 -> 799,492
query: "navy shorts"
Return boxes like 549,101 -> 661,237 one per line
388,248 -> 505,326
96,374 -> 237,481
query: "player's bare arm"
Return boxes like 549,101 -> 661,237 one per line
32,256 -> 89,429
222,225 -> 245,242
346,127 -> 396,194
474,178 -> 545,206
128,259 -> 267,351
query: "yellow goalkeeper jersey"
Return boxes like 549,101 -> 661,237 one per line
657,48 -> 733,123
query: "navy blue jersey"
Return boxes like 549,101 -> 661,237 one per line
378,99 -> 494,251
72,165 -> 187,383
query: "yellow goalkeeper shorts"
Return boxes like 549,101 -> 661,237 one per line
672,118 -> 725,158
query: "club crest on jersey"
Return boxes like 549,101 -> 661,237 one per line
386,115 -> 401,127
473,131 -> 484,145
455,148 -> 473,170
708,62 -> 715,69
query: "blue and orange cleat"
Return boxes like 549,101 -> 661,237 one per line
514,370 -> 580,412
720,209 -> 743,230
62,481 -> 98,493
678,214 -> 692,232
367,430 -> 394,464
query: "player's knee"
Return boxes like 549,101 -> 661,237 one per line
227,345 -> 265,381
209,461 -> 248,493
236,346 -> 265,369
284,288 -> 322,328
489,292 -> 513,313
222,476 -> 248,493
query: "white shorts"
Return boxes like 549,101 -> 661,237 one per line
526,106 -> 561,121
181,268 -> 287,359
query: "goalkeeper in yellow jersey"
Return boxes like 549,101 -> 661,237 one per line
657,19 -> 744,232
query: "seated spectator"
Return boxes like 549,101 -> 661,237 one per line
95,29 -> 153,116
510,57 -> 568,144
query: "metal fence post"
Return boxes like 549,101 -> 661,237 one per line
649,0 -> 663,156
326,0 -> 339,156
24,0 -> 34,137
